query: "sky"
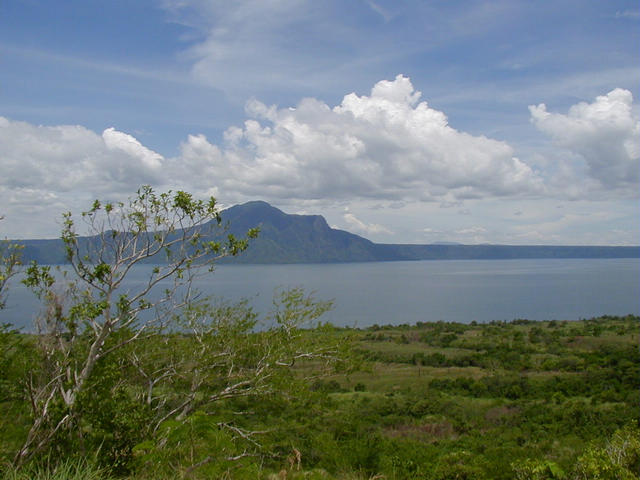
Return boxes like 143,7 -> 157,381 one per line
0,0 -> 639,245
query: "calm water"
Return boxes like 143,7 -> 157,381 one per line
3,258 -> 639,331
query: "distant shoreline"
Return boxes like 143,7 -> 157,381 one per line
13,236 -> 640,265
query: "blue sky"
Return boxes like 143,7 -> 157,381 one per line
1,0 -> 638,244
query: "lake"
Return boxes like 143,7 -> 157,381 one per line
3,258 -> 639,331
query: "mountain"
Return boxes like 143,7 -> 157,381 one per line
13,201 -> 640,264
220,202 -> 640,263
220,201 -> 379,263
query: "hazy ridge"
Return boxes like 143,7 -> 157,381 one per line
15,201 -> 640,264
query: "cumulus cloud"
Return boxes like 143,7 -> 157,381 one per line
6,78 -> 637,240
0,118 -> 164,194
0,117 -> 165,236
0,75 -> 551,238
171,75 -> 542,204
529,89 -> 640,191
343,211 -> 393,236
102,128 -> 163,170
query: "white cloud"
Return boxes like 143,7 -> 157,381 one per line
342,211 -> 393,236
2,80 -> 638,243
0,117 -> 165,236
529,89 -> 640,192
171,75 -> 542,204
0,118 -> 164,193
102,128 -> 163,170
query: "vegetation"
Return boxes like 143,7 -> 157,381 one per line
1,191 -> 638,478
0,217 -> 22,310
0,189 -> 350,477
2,314 -> 637,478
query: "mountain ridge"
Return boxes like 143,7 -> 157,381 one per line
13,201 -> 640,264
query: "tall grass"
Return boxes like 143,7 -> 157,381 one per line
1,459 -> 110,480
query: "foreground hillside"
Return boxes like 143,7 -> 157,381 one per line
2,315 -> 638,479
324,314 -> 639,479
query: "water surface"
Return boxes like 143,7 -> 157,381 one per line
3,258 -> 639,330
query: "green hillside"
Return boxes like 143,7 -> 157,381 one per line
2,315 -> 638,479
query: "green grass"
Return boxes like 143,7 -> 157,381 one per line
1,460 -> 111,480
